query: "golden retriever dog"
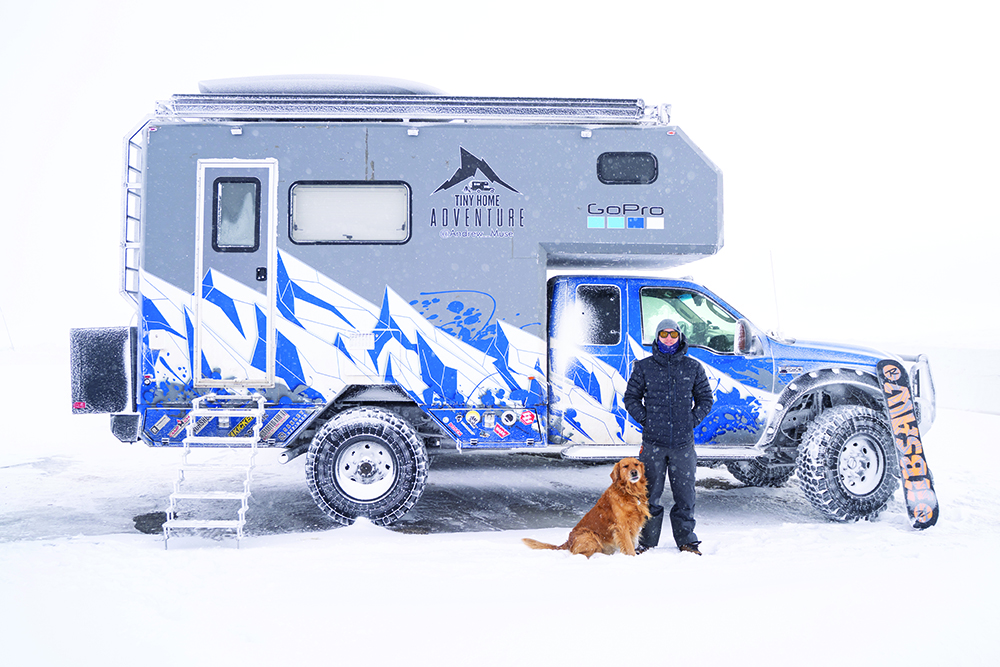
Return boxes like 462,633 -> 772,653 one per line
523,457 -> 650,558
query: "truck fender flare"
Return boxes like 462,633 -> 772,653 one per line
763,368 -> 883,445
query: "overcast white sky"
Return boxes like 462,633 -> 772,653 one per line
1,0 -> 997,353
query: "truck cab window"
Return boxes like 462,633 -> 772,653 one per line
576,284 -> 621,345
213,178 -> 260,252
640,287 -> 738,353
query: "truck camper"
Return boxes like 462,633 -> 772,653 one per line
70,76 -> 935,539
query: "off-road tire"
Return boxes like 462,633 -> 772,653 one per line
797,405 -> 899,522
306,407 -> 428,526
726,459 -> 795,487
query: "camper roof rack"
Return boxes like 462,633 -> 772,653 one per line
156,94 -> 669,125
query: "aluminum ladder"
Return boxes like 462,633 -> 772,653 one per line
163,393 -> 265,549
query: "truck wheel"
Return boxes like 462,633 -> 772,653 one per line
726,459 -> 794,487
306,407 -> 428,526
796,405 -> 899,522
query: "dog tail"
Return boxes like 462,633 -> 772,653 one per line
522,537 -> 567,551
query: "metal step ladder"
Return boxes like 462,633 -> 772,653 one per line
163,394 -> 265,549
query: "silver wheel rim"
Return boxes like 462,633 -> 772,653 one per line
838,434 -> 885,496
334,439 -> 396,501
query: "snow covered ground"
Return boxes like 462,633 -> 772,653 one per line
1,348 -> 998,666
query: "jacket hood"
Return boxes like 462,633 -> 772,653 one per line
652,318 -> 688,360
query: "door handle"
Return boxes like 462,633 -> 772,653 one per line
256,267 -> 267,281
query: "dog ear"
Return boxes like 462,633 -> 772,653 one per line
610,460 -> 620,482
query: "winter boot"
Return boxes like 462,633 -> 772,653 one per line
679,541 -> 702,556
638,506 -> 664,550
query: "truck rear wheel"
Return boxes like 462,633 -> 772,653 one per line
726,459 -> 794,487
306,407 -> 428,526
796,405 -> 899,522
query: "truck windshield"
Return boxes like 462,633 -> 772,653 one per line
640,287 -> 737,353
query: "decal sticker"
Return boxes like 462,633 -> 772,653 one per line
168,415 -> 190,438
260,410 -> 290,440
150,415 -> 171,435
228,415 -> 255,437
433,148 -> 520,195
493,424 -> 510,438
586,204 -> 665,230
430,147 -> 525,235
520,410 -> 536,426
273,409 -> 310,442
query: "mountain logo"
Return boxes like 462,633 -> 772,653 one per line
433,148 -> 520,195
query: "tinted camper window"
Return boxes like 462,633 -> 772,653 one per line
597,152 -> 658,185
213,178 -> 260,252
290,182 -> 410,244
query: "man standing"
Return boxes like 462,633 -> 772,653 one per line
624,319 -> 714,555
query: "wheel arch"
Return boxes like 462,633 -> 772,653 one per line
322,383 -> 448,444
765,368 -> 886,451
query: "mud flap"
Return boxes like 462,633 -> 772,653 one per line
70,327 -> 136,414
877,359 -> 939,529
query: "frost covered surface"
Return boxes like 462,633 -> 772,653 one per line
2,350 -> 999,665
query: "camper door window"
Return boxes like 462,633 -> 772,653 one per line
290,182 -> 410,244
213,178 -> 261,252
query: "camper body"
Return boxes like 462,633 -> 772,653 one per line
71,78 -> 934,527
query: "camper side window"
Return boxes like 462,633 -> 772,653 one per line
290,182 -> 410,244
576,284 -> 621,346
213,178 -> 261,252
597,152 -> 658,185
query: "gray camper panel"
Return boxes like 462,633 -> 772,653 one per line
134,113 -> 721,449
143,120 -> 721,315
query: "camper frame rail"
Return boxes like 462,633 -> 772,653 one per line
157,94 -> 669,124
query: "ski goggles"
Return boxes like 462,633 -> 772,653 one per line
658,330 -> 680,340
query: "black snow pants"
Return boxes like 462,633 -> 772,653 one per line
638,443 -> 698,548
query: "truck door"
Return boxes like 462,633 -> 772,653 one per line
548,277 -> 636,445
193,158 -> 278,388
631,282 -> 775,446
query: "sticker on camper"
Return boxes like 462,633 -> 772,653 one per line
260,410 -> 290,440
150,415 -> 172,435
433,148 -> 520,195
430,147 -> 526,234
168,415 -> 190,438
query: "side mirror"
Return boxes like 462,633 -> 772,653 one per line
736,319 -> 754,355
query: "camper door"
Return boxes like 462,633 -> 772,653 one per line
193,158 -> 278,388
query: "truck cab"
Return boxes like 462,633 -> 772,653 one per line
548,274 -> 934,522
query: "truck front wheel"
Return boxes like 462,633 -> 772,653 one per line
796,405 -> 899,522
306,407 -> 428,526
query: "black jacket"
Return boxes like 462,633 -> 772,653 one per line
623,334 -> 715,448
